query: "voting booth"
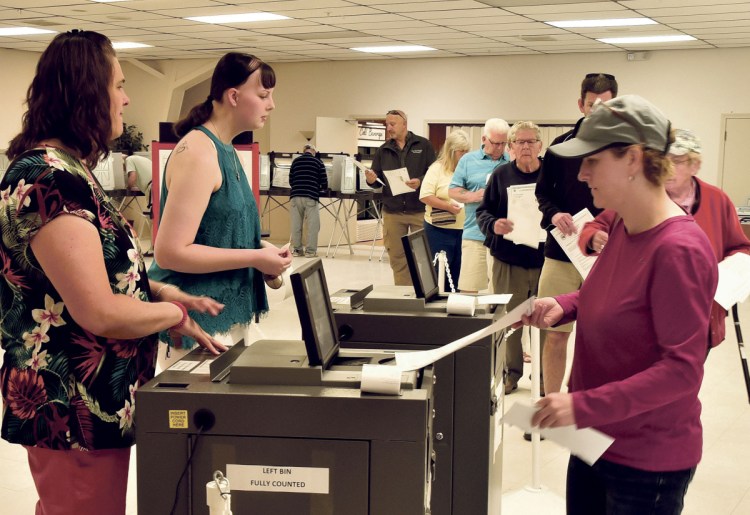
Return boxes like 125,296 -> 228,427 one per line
136,259 -> 435,515
332,230 -> 506,515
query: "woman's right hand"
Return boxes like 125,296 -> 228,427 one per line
170,317 -> 228,355
520,297 -> 563,329
254,246 -> 293,276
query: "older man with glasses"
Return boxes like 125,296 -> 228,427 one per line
535,72 -> 618,396
449,118 -> 510,293
365,109 -> 436,285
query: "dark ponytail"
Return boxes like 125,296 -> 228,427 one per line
173,52 -> 276,138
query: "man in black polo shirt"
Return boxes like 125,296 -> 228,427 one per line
289,144 -> 328,257
365,109 -> 436,285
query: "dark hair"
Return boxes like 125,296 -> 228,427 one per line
173,52 -> 275,138
580,73 -> 618,101
7,30 -> 116,168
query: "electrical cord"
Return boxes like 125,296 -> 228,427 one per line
169,427 -> 205,515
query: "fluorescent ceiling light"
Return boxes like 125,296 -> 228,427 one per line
547,18 -> 657,28
113,41 -> 152,49
186,12 -> 289,24
351,45 -> 436,53
598,35 -> 696,44
0,27 -> 55,36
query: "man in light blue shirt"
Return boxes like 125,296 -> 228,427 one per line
449,118 -> 510,292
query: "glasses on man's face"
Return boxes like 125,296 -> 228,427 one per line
586,73 -> 616,80
485,137 -> 506,147
513,139 -> 540,147
386,110 -> 406,120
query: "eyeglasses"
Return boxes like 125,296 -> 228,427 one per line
386,109 -> 406,120
669,156 -> 691,166
485,137 -> 506,147
586,73 -> 616,80
513,139 -> 540,147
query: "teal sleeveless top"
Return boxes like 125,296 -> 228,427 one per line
149,126 -> 268,348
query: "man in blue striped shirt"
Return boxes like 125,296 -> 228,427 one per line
290,144 -> 328,257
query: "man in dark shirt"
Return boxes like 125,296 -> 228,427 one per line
290,144 -> 328,257
365,110 -> 436,285
535,73 -> 618,394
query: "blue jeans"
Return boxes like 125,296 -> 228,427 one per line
290,196 -> 320,253
423,221 -> 462,291
567,455 -> 696,515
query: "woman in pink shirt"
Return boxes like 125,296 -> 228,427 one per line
520,96 -> 718,515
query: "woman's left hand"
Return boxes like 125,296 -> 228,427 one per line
157,285 -> 225,317
531,393 -> 576,428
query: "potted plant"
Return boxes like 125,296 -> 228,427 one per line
112,123 -> 149,155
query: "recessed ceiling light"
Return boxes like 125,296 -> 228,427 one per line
113,41 -> 153,49
350,45 -> 436,53
0,27 -> 56,36
185,13 -> 290,24
547,18 -> 657,28
598,35 -> 696,44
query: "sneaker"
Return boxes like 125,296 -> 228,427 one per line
292,249 -> 304,257
304,250 -> 317,258
504,382 -> 518,395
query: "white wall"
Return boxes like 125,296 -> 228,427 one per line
3,46 -> 750,187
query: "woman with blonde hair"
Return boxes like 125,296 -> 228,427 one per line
419,130 -> 471,288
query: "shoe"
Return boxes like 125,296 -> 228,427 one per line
291,249 -> 304,257
523,352 -> 531,363
304,250 -> 317,258
504,382 -> 518,395
523,432 -> 545,442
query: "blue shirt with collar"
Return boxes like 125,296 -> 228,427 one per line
450,146 -> 509,241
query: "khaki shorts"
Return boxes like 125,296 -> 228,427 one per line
538,258 -> 583,333
458,239 -> 491,292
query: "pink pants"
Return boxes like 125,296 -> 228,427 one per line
25,445 -> 131,515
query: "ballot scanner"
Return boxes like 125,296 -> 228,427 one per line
333,230 -> 506,515
136,259 -> 434,515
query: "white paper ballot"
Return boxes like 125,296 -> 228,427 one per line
505,184 -> 546,248
715,252 -> 750,310
382,167 -> 413,196
502,402 -> 614,466
395,297 -> 535,372
550,208 -> 597,280
476,294 -> 512,305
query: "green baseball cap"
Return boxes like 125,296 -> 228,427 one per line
549,94 -> 671,159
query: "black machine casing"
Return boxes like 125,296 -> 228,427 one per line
136,343 -> 434,515
334,305 -> 505,515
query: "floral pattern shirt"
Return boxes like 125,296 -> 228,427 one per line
0,147 -> 157,450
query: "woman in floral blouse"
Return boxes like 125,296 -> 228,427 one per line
0,30 -> 226,515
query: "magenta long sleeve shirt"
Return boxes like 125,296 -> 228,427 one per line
557,215 -> 718,471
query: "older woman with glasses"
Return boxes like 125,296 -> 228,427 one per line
519,96 -> 718,515
580,128 -> 750,349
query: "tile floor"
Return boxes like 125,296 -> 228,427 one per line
0,247 -> 748,514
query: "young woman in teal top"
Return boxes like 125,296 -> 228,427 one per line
149,52 -> 291,358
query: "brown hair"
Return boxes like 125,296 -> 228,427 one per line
581,73 -> 618,101
173,52 -> 275,138
610,137 -> 675,187
7,30 -> 116,169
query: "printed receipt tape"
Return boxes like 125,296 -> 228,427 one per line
359,297 -> 536,396
446,293 -> 477,316
360,364 -> 402,395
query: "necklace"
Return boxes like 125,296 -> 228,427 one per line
209,120 -> 241,181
